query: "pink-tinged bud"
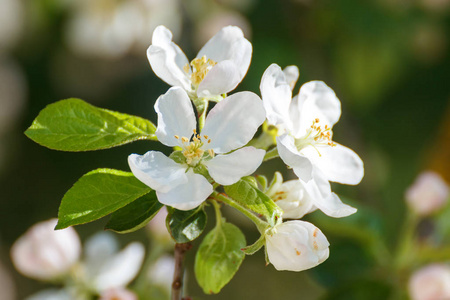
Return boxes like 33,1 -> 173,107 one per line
147,207 -> 173,245
408,264 -> 450,300
11,219 -> 81,280
405,171 -> 449,216
99,288 -> 137,300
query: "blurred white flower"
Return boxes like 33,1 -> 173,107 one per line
0,260 -> 16,300
11,219 -> 81,281
80,232 -> 145,293
405,171 -> 449,216
147,255 -> 175,292
25,288 -> 72,300
0,0 -> 23,51
265,220 -> 329,271
99,288 -> 137,300
65,0 -> 182,59
408,264 -> 450,300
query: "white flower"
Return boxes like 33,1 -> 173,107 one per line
81,232 -> 145,293
25,289 -> 73,300
405,171 -> 449,216
148,25 -> 252,100
408,264 -> 450,300
99,288 -> 137,300
11,219 -> 81,281
260,63 -> 364,217
129,87 -> 265,210
265,220 -> 329,271
267,179 -> 315,219
147,255 -> 175,293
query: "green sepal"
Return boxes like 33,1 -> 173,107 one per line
105,190 -> 163,234
195,222 -> 246,294
25,98 -> 157,152
224,179 -> 282,227
169,151 -> 186,164
241,234 -> 266,255
255,175 -> 268,191
166,206 -> 207,243
56,168 -> 151,229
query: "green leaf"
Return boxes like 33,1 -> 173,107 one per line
224,179 -> 282,226
105,190 -> 163,234
56,168 -> 151,229
25,98 -> 157,151
166,207 -> 207,243
195,222 -> 246,294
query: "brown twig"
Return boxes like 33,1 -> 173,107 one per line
172,242 -> 192,300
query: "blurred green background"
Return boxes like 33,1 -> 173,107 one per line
1,0 -> 449,299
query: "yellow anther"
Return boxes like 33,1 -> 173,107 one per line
174,135 -> 179,139
181,137 -> 189,143
203,135 -> 209,139
208,139 -> 211,143
315,118 -> 320,123
189,56 -> 217,87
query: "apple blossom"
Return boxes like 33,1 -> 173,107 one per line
405,171 -> 449,216
267,178 -> 315,219
81,232 -> 145,293
260,63 -> 363,217
11,219 -> 81,280
147,25 -> 252,101
129,87 -> 266,210
408,264 -> 450,300
265,220 -> 329,271
99,288 -> 137,300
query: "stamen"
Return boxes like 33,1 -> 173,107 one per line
174,135 -> 179,139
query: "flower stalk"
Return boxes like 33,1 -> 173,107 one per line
172,242 -> 192,300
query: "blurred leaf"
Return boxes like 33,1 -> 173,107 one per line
56,169 -> 151,229
105,190 -> 163,234
320,279 -> 392,300
166,206 -> 207,243
25,98 -> 157,151
195,222 -> 246,294
224,178 -> 282,226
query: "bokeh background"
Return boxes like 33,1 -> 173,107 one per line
1,0 -> 449,299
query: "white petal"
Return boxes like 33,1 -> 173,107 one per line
283,65 -> 299,91
265,220 -> 329,272
155,87 -> 196,147
128,151 -> 187,193
302,143 -> 364,185
196,60 -> 240,98
11,219 -> 81,280
201,92 -> 265,153
292,81 -> 341,138
147,26 -> 191,91
273,180 -> 314,219
156,170 -> 212,210
26,289 -> 72,300
260,64 -> 292,127
204,147 -> 265,185
197,26 -> 252,79
276,135 -> 312,182
303,168 -> 357,218
94,242 -> 145,291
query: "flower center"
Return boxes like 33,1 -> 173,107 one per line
294,118 -> 336,156
175,129 -> 214,166
184,56 -> 217,88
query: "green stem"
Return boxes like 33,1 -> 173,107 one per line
213,192 -> 268,233
211,199 -> 223,227
264,147 -> 279,161
248,131 -> 276,150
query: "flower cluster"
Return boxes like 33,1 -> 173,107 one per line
128,25 -> 364,272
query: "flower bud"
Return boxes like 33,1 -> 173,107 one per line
408,264 -> 450,300
268,179 -> 315,219
11,219 -> 81,280
265,220 -> 329,271
99,288 -> 137,300
405,171 -> 449,216
147,207 -> 173,245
